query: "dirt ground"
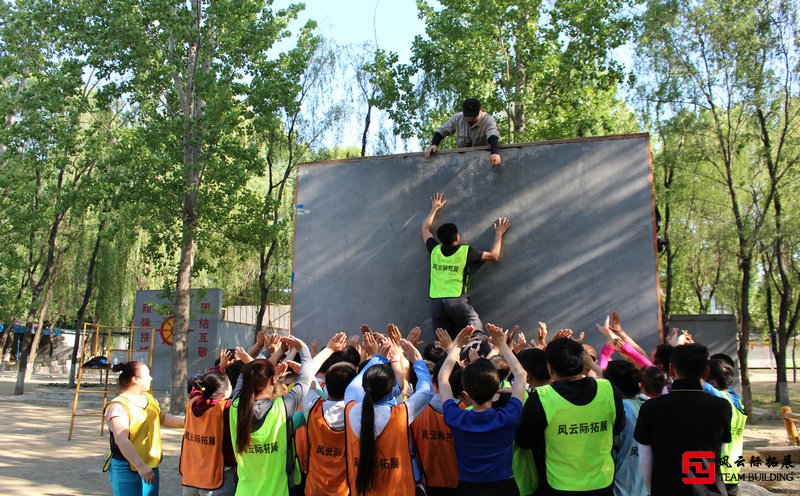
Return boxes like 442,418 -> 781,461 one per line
0,369 -> 798,495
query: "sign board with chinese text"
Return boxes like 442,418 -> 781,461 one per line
132,289 -> 227,390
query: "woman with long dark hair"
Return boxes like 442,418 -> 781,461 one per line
344,338 -> 433,496
180,370 -> 235,495
104,361 -> 184,496
230,335 -> 312,495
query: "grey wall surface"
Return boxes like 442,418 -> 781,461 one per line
292,136 -> 662,354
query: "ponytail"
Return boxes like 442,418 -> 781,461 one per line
188,370 -> 230,400
112,361 -> 143,389
236,360 -> 275,454
355,364 -> 396,496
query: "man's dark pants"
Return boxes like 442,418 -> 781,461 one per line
431,295 -> 484,339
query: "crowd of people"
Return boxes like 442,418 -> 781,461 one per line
103,311 -> 749,496
102,99 -> 752,495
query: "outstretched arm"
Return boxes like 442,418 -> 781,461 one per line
422,192 -> 447,243
481,217 -> 511,262
487,323 -> 527,402
437,326 -> 474,403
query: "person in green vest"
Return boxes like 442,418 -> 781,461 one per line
515,338 -> 625,496
421,192 -> 510,339
708,357 -> 747,495
230,335 -> 312,496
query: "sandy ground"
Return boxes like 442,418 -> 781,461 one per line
0,369 -> 798,495
0,374 -> 183,496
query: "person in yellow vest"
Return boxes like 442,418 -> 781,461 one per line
180,370 -> 235,496
230,335 -> 312,496
344,338 -> 433,496
421,192 -> 510,339
515,338 -> 625,496
708,357 -> 747,495
104,361 -> 185,496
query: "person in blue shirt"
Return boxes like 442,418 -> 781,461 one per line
437,323 -> 527,496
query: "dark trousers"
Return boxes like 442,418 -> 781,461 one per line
457,478 -> 520,496
431,295 -> 484,339
426,487 -> 459,496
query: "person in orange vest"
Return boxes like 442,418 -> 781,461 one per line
301,361 -> 358,495
344,338 -> 433,496
180,370 -> 235,495
411,358 -> 459,496
103,361 -> 185,496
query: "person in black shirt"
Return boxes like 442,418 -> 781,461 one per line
634,343 -> 732,496
421,192 -> 510,338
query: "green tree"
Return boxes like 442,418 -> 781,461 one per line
376,0 -> 638,144
47,0 -> 318,411
637,0 -> 800,412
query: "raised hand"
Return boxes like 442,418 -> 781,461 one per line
513,332 -> 529,354
595,315 -> 620,342
360,324 -> 373,335
400,339 -> 422,363
218,349 -> 234,371
435,328 -> 454,351
506,325 -> 520,346
235,346 -> 253,364
431,192 -> 446,210
537,321 -> 548,347
275,362 -> 289,380
387,324 -> 403,346
494,217 -> 511,235
486,323 -> 508,349
454,325 -> 476,348
610,310 -> 622,333
377,337 -> 392,359
326,332 -> 347,352
363,332 -> 378,357
407,327 -> 423,347
468,347 -> 480,363
266,333 -> 282,355
553,329 -> 574,341
284,360 -> 301,375
280,335 -> 304,351
310,340 -> 319,357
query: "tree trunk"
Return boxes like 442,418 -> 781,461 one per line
775,348 -> 789,405
171,194 -> 197,414
14,285 -> 53,394
361,104 -> 372,157
737,256 -> 753,415
69,219 -> 106,388
24,286 -> 53,380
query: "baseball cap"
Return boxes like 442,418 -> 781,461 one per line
462,98 -> 481,117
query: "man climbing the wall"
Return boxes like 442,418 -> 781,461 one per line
424,97 -> 503,167
421,192 -> 510,338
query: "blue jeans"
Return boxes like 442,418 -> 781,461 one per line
109,457 -> 159,496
